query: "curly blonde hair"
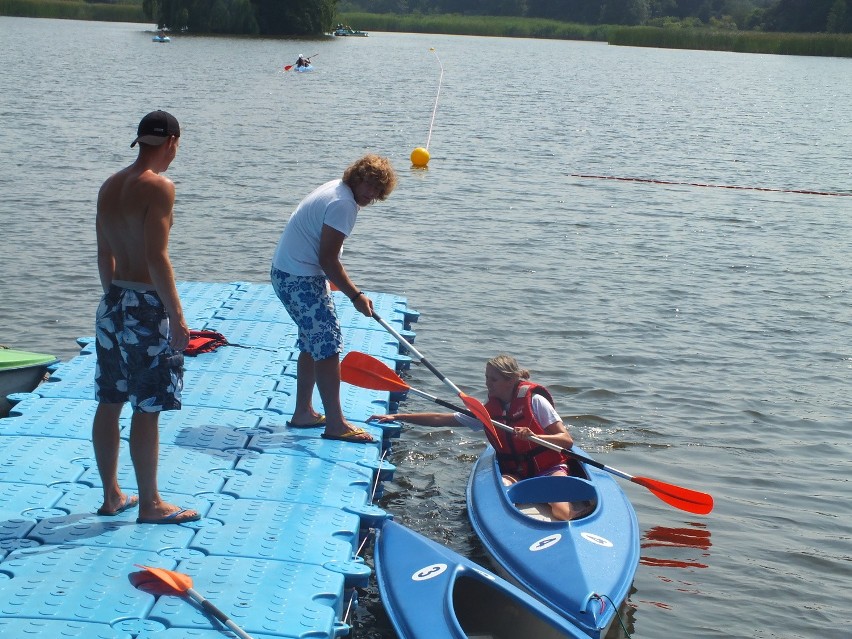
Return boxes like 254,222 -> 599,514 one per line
342,154 -> 397,201
486,354 -> 531,381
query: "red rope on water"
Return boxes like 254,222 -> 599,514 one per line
570,174 -> 851,197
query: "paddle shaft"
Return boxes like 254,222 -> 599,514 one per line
372,313 -> 465,397
187,588 -> 255,639
342,350 -> 712,514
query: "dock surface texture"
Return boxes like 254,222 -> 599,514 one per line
0,281 -> 417,639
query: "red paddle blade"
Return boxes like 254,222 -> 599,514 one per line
341,352 -> 410,393
134,564 -> 192,592
284,65 -> 293,71
460,393 -> 499,440
632,477 -> 714,515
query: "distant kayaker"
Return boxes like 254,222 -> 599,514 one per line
295,54 -> 309,68
271,154 -> 398,443
370,355 -> 594,520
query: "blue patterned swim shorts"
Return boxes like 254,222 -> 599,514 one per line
271,267 -> 342,361
94,283 -> 183,412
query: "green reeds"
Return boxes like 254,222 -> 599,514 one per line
337,12 -> 611,41
610,26 -> 852,58
0,0 -> 145,22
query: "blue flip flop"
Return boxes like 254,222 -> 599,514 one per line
137,507 -> 201,525
96,494 -> 139,517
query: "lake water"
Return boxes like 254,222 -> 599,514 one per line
1,16 -> 851,639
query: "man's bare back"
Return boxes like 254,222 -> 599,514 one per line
96,135 -> 188,351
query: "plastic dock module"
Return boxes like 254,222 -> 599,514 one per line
0,281 -> 417,637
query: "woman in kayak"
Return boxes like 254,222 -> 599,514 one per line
370,354 -> 593,520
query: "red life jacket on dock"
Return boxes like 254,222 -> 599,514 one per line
185,329 -> 230,356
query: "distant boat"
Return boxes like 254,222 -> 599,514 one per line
152,34 -> 170,43
0,347 -> 58,415
333,27 -> 368,37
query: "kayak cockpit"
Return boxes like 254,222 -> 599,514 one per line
507,475 -> 598,522
452,573 -> 580,639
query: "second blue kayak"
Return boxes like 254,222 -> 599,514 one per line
375,519 -> 590,639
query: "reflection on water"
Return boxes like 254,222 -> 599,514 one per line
639,524 -> 711,615
641,523 -> 712,570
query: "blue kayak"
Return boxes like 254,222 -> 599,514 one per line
466,446 -> 640,638
293,64 -> 313,72
375,520 -> 590,639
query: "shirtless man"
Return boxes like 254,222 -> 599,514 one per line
92,110 -> 199,524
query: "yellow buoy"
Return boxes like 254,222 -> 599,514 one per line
411,147 -> 430,167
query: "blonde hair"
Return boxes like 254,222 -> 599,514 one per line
486,354 -> 530,381
342,154 -> 397,201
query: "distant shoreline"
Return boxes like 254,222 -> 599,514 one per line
2,5 -> 850,58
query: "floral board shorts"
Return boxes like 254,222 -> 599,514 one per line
94,282 -> 183,412
271,266 -> 342,361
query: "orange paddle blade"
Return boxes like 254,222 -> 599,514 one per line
460,393 -> 499,440
135,564 -> 193,592
284,65 -> 293,71
341,351 -> 410,392
632,477 -> 714,515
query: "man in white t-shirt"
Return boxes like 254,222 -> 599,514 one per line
271,154 -> 397,443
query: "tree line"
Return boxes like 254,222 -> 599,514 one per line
143,0 -> 335,34
144,0 -> 852,35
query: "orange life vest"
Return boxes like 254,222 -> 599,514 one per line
483,381 -> 568,479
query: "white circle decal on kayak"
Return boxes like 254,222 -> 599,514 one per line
581,532 -> 614,547
412,563 -> 448,581
530,533 -> 562,551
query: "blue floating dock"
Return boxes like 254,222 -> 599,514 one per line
0,281 -> 416,638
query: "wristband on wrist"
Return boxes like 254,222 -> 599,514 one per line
349,291 -> 364,301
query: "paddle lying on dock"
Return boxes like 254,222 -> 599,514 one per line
134,564 -> 255,639
369,312 -> 491,428
341,351 -> 714,515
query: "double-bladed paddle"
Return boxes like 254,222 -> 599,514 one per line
340,351 -> 714,515
284,52 -> 318,71
134,564 -> 255,639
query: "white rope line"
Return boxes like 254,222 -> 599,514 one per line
425,48 -> 444,152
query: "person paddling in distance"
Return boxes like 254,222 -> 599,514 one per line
92,110 -> 200,525
370,355 -> 593,520
295,54 -> 309,68
271,154 -> 397,443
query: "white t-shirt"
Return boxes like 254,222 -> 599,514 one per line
454,394 -> 560,431
272,179 -> 359,276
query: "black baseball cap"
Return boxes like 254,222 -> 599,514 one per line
131,110 -> 180,148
